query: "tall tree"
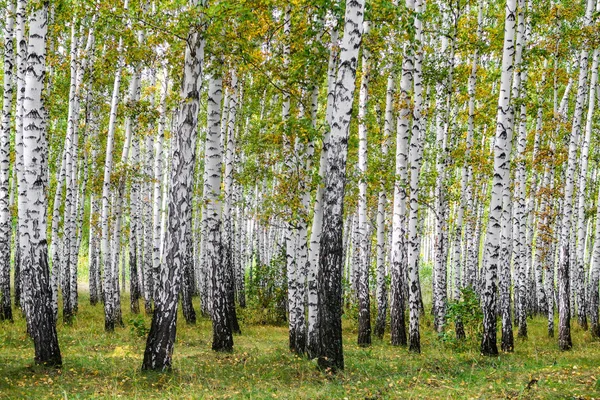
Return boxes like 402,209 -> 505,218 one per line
206,74 -> 232,352
480,0 -> 517,356
356,21 -> 372,347
18,0 -> 62,366
557,0 -> 595,351
142,3 -> 206,369
0,0 -> 15,322
407,0 -> 426,353
317,0 -> 365,371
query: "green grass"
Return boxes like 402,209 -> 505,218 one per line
1,293 -> 600,399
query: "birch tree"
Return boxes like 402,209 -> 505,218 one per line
205,74 -> 233,352
356,21 -> 371,347
18,1 -> 62,366
556,0 -> 595,350
317,0 -> 365,371
142,6 -> 206,369
480,0 -> 517,356
0,1 -> 15,322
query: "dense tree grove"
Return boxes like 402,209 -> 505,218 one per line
2,0 -> 600,375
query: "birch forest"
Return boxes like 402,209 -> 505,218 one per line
2,0 -> 600,398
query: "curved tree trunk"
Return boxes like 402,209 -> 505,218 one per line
142,25 -> 205,370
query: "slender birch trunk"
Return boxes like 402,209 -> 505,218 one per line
574,42 -> 599,331
433,4 -> 454,334
307,57 -> 334,349
222,70 -> 240,333
204,75 -> 233,352
14,0 -> 28,311
390,21 -> 412,347
101,35 -> 125,332
480,0 -> 517,356
139,89 -> 155,315
374,72 -> 393,339
557,0 -> 595,350
0,1 -> 15,321
130,135 -> 142,314
356,21 -> 371,347
149,67 -> 168,315
60,20 -> 80,324
407,0 -> 425,353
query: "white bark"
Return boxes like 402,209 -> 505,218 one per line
481,0 -> 517,356
101,35 -> 125,331
317,0 -> 365,371
18,1 -> 62,366
356,21 -> 371,346
390,34 -> 412,347
407,0 -> 425,352
0,1 -> 15,321
574,44 -> 599,330
307,27 -> 339,358
374,71 -> 393,339
150,68 -> 169,314
557,0 -> 595,350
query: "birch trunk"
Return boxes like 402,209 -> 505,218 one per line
481,0 -> 517,356
60,21 -> 79,324
130,135 -> 142,314
433,6 -> 453,334
101,36 -> 124,332
407,0 -> 425,352
18,2 -> 62,366
141,87 -> 155,316
390,38 -> 412,348
222,71 -> 240,333
317,0 -> 365,371
574,44 -> 599,331
374,72 -> 393,339
142,25 -> 205,370
14,0 -> 28,311
557,0 -> 595,350
204,75 -> 233,352
0,1 -> 15,321
356,21 -> 371,347
149,68 -> 169,315
590,166 -> 600,337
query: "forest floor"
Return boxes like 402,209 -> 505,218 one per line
1,293 -> 600,399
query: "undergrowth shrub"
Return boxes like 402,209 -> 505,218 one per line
241,247 -> 287,326
129,314 -> 149,338
440,287 -> 483,349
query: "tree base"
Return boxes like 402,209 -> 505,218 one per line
481,336 -> 498,356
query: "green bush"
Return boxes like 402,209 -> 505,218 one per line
440,287 -> 483,349
241,247 -> 288,326
128,314 -> 149,338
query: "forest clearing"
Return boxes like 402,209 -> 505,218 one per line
2,0 -> 600,398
